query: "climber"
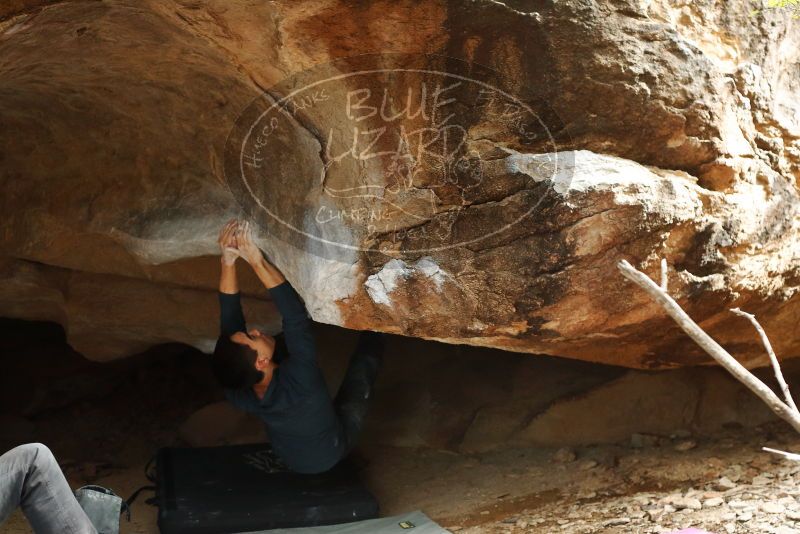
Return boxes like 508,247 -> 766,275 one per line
0,443 -> 97,534
212,220 -> 384,474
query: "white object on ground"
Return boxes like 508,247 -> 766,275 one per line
239,511 -> 451,534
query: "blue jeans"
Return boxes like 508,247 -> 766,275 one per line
0,443 -> 97,534
334,331 -> 385,456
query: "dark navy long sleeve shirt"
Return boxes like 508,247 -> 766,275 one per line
218,282 -> 346,474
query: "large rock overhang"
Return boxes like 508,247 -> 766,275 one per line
0,0 -> 797,368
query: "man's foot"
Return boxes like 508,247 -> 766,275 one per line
355,330 -> 386,361
358,331 -> 384,383
335,332 -> 385,407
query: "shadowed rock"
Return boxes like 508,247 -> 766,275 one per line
0,0 -> 797,367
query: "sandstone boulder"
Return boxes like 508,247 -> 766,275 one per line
0,0 -> 797,367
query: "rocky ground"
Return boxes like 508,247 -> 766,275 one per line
4,318 -> 800,533
448,425 -> 800,534
6,406 -> 800,533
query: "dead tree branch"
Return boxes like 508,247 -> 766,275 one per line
730,307 -> 798,413
617,259 -> 800,434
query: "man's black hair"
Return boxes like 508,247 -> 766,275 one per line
212,335 -> 264,389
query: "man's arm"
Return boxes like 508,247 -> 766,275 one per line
218,220 -> 246,336
249,257 -> 317,365
219,261 -> 247,336
238,223 -> 316,363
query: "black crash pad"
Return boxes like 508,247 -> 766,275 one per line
155,443 -> 379,534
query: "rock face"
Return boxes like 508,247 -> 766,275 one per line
177,324 -> 790,452
0,0 -> 798,367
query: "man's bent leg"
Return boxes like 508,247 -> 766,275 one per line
0,443 -> 97,534
334,331 -> 385,454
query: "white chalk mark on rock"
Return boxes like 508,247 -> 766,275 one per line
365,257 -> 451,305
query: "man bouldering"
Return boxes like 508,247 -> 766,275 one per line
212,220 -> 384,474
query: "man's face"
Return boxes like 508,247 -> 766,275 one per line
231,329 -> 276,370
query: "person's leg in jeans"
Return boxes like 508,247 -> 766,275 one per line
334,331 -> 385,455
0,443 -> 97,534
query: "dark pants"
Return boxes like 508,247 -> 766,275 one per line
333,331 -> 385,455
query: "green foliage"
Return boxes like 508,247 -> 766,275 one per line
766,0 -> 799,7
751,0 -> 800,18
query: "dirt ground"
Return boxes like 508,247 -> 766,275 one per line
4,394 -> 800,533
3,319 -> 800,533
